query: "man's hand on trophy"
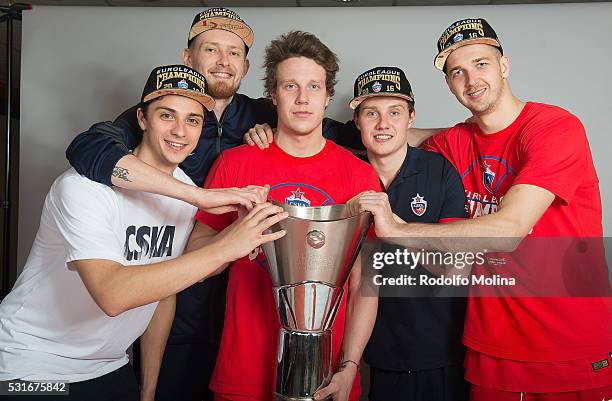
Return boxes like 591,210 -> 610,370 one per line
313,362 -> 358,401
346,191 -> 374,217
244,123 -> 276,149
194,185 -> 270,214
243,184 -> 270,203
347,191 -> 398,237
214,202 -> 288,263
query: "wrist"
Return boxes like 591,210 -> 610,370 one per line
338,359 -> 360,373
390,221 -> 403,237
378,221 -> 398,238
384,219 -> 406,237
139,386 -> 155,400
182,184 -> 203,207
206,236 -> 235,265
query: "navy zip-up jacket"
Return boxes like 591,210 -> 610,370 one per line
66,93 -> 363,187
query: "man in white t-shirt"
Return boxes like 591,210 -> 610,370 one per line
0,64 -> 287,401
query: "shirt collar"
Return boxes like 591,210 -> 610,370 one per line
396,145 -> 421,179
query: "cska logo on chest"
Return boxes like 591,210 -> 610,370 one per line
123,225 -> 175,261
410,193 -> 427,216
285,188 -> 311,207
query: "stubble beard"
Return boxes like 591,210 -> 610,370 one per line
467,85 -> 503,117
207,80 -> 241,100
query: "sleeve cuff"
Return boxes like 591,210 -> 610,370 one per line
438,217 -> 465,224
99,146 -> 130,187
66,253 -> 125,266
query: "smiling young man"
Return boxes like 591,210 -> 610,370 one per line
192,31 -> 381,401
345,66 -> 470,401
356,19 -> 611,401
0,65 -> 287,401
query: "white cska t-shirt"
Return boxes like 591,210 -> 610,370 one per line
0,168 -> 197,382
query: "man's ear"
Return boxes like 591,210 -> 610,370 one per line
354,111 -> 361,132
500,55 -> 510,79
408,109 -> 417,128
242,57 -> 250,78
137,107 -> 147,131
183,48 -> 192,68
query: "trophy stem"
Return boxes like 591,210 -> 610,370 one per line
275,328 -> 333,400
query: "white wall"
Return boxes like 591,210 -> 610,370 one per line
19,4 -> 612,266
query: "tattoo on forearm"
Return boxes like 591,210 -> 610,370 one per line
112,167 -> 132,182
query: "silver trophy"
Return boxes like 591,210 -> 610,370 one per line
262,201 -> 372,401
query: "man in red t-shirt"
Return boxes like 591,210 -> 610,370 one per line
193,31 -> 381,401
354,18 -> 611,401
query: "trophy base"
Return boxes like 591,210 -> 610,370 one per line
275,329 -> 333,401
273,393 -> 330,401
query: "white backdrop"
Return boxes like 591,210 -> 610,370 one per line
18,4 -> 612,267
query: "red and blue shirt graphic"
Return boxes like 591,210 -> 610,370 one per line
460,155 -> 517,217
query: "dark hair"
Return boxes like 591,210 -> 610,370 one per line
138,96 -> 180,120
138,98 -> 157,118
263,31 -> 339,98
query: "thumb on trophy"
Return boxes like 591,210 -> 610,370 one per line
313,369 -> 355,401
313,381 -> 340,400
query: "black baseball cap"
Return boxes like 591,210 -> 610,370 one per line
188,7 -> 254,49
349,66 -> 414,110
141,64 -> 215,111
434,18 -> 503,71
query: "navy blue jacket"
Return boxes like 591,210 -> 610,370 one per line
66,94 -> 362,187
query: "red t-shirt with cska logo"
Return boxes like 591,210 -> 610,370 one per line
196,140 -> 381,400
424,102 -> 612,392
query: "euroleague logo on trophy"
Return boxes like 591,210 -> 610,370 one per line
306,230 -> 326,249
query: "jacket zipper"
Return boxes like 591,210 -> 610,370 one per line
216,124 -> 222,155
214,105 -> 228,155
